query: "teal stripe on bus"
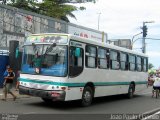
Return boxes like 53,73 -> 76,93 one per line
19,78 -> 147,87
19,78 -> 85,87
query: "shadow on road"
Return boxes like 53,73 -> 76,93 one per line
25,94 -> 143,110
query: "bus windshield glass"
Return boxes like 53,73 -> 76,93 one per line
21,44 -> 68,77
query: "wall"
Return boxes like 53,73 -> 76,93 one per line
0,4 -> 67,50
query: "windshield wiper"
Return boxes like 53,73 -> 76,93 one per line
32,43 -> 37,54
44,43 -> 57,55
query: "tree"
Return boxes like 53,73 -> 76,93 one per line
5,0 -> 96,22
67,0 -> 96,3
36,0 -> 83,22
148,63 -> 154,69
7,0 -> 40,13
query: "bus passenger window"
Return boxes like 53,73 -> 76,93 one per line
136,56 -> 142,72
143,58 -> 148,72
110,50 -> 120,70
129,55 -> 136,71
120,52 -> 128,70
98,48 -> 108,69
69,46 -> 84,77
85,45 -> 97,68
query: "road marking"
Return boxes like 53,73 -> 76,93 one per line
140,92 -> 152,95
23,112 -> 37,114
136,92 -> 152,95
142,111 -> 160,120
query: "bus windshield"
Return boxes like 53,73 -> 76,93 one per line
21,44 -> 68,77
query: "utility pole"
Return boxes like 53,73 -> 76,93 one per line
97,12 -> 101,30
142,21 -> 154,53
142,22 -> 146,53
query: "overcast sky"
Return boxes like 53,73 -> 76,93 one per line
68,0 -> 160,69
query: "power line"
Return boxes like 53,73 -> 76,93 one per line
145,38 -> 160,41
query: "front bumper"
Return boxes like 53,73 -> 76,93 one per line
19,86 -> 66,101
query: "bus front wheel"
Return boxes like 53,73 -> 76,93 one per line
81,86 -> 93,107
127,84 -> 135,99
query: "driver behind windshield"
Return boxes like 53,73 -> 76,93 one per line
32,52 -> 43,73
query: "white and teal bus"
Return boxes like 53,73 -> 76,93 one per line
19,33 -> 148,106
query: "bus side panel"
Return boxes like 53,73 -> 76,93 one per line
94,86 -> 121,97
65,87 -> 83,101
134,84 -> 147,93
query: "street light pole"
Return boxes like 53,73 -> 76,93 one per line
97,12 -> 101,30
131,32 -> 142,49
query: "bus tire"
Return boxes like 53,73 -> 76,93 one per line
81,86 -> 93,107
127,84 -> 135,99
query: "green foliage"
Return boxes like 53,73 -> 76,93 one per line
37,0 -> 79,22
7,0 -> 39,13
69,0 -> 96,3
6,0 -> 91,22
148,63 -> 154,69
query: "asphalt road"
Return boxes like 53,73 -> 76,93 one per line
0,87 -> 160,120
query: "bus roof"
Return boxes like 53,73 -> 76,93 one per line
69,34 -> 148,58
27,33 -> 148,57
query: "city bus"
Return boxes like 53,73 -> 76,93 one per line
19,33 -> 148,106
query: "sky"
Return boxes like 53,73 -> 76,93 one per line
68,0 -> 160,69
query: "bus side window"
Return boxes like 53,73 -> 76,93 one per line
110,50 -> 120,70
106,50 -> 110,69
142,57 -> 147,72
120,52 -> 128,70
126,54 -> 129,70
85,45 -> 97,68
136,56 -> 142,72
98,48 -> 108,69
129,55 -> 136,71
69,46 -> 84,77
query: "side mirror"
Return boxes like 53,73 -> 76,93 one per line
75,48 -> 81,57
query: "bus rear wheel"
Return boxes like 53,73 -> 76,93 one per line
127,84 -> 135,99
81,86 -> 93,107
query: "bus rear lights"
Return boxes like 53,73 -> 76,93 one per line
51,92 -> 60,97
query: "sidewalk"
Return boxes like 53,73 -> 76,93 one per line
0,88 -> 30,100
